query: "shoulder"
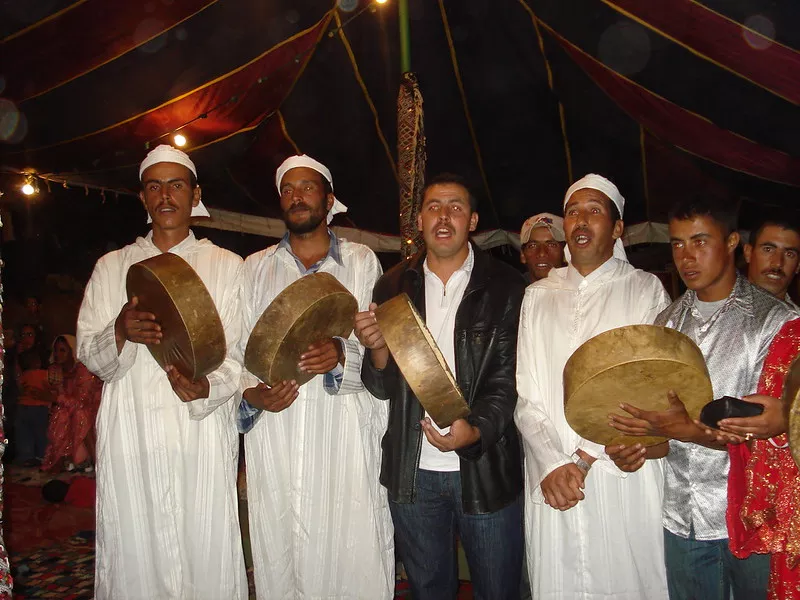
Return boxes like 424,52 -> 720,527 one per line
339,238 -> 379,266
91,243 -> 139,278
484,256 -> 526,287
203,242 -> 243,266
244,245 -> 279,272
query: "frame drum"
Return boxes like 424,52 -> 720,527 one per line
783,355 -> 800,468
563,324 -> 713,447
244,272 -> 358,387
374,293 -> 470,428
126,253 -> 226,380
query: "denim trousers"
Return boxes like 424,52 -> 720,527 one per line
390,469 -> 524,600
15,404 -> 49,462
664,527 -> 770,600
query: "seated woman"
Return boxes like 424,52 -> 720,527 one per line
41,335 -> 102,473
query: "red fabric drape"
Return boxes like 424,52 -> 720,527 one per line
543,23 -> 800,187
2,0 -> 218,102
604,0 -> 800,106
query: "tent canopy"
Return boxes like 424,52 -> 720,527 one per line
2,0 -> 799,244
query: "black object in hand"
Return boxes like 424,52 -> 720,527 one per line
699,396 -> 764,430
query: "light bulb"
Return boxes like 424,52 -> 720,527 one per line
174,134 -> 187,147
21,183 -> 35,195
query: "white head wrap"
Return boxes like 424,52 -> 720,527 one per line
563,173 -> 627,263
139,145 -> 210,223
520,212 -> 565,244
275,154 -> 348,224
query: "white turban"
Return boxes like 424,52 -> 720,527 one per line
563,173 -> 627,263
275,154 -> 348,224
139,144 -> 210,223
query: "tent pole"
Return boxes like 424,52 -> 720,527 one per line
399,0 -> 411,73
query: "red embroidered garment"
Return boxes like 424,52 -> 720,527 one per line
41,361 -> 102,472
728,318 -> 800,599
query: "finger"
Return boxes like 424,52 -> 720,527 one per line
607,419 -> 651,436
617,444 -> 646,460
740,394 -> 772,407
368,302 -> 378,312
617,403 -> 650,419
421,421 -> 449,451
718,423 -> 758,436
621,457 -> 646,472
718,416 -> 765,429
609,414 -> 651,429
666,390 -> 685,409
127,311 -> 160,324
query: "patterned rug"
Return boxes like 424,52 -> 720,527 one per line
12,533 -> 94,600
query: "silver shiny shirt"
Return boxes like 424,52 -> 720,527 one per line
655,275 -> 794,540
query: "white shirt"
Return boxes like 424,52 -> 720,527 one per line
77,231 -> 246,599
515,257 -> 671,600
419,245 -> 475,471
238,235 -> 394,600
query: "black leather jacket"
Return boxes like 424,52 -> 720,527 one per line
362,244 -> 525,514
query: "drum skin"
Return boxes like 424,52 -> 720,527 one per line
244,272 -> 358,387
783,355 -> 800,468
374,293 -> 470,429
563,324 -> 712,447
126,253 -> 226,381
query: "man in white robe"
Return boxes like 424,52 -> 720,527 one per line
77,145 -> 246,599
238,155 -> 393,599
515,174 -> 671,600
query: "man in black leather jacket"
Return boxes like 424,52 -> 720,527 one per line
355,173 -> 525,600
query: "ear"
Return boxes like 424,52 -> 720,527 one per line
611,219 -> 624,240
417,212 -> 423,232
520,251 -> 527,265
728,231 -> 741,252
139,191 -> 149,213
192,185 -> 202,208
469,211 -> 479,232
743,243 -> 753,264
326,193 -> 334,213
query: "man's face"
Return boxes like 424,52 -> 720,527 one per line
19,326 -> 36,351
744,224 -> 800,298
417,183 -> 478,260
521,227 -> 564,281
279,167 -> 332,235
563,189 -> 622,270
52,339 -> 72,365
669,215 -> 738,294
139,162 -> 200,230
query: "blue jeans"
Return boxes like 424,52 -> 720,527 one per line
664,528 -> 769,600
390,469 -> 523,600
15,404 -> 49,463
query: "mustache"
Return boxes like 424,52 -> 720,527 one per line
288,201 -> 312,213
762,269 -> 786,276
155,201 -> 178,212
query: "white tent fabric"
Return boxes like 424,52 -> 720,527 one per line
194,208 -> 670,253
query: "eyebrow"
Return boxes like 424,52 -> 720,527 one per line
143,177 -> 188,185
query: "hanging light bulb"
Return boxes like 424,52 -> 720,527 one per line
174,133 -> 187,147
21,174 -> 36,196
376,0 -> 388,4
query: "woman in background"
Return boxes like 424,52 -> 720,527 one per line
41,335 -> 102,473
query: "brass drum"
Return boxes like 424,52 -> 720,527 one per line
126,253 -> 225,380
374,293 -> 470,428
783,355 -> 800,468
244,272 -> 358,387
563,324 -> 713,447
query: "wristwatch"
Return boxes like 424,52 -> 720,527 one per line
571,451 -> 592,473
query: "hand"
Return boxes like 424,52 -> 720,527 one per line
605,443 -> 647,472
717,394 -> 787,440
354,303 -> 390,369
609,390 -> 700,442
420,417 -> 481,452
243,380 -> 299,413
165,365 -> 210,403
540,463 -> 586,511
297,339 -> 343,375
697,423 -> 747,446
114,296 -> 162,350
